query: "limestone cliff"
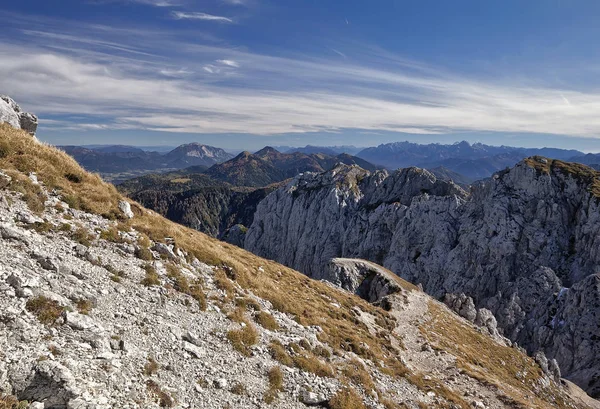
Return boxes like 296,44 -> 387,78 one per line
245,159 -> 600,397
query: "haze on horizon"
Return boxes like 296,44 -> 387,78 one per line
3,0 -> 600,152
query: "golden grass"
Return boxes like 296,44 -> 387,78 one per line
141,264 -> 160,286
25,296 -> 64,325
0,395 -> 27,409
75,298 -> 94,315
264,366 -> 284,404
292,353 -> 334,378
421,301 -> 576,409
254,311 -> 280,331
227,324 -> 258,356
269,340 -> 293,367
143,357 -> 160,376
0,124 -> 122,217
329,387 -> 366,409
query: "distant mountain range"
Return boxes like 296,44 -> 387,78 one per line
59,143 -> 233,182
204,147 -> 379,187
355,141 -> 584,181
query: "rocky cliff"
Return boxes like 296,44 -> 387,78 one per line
245,159 -> 600,397
0,95 -> 38,136
0,99 -> 595,408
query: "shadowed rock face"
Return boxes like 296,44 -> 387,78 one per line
245,159 -> 600,396
320,258 -> 406,304
0,96 -> 38,136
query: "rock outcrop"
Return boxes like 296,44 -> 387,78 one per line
0,96 -> 38,135
245,159 -> 600,397
320,258 -> 408,304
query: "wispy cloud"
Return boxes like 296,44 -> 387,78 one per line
2,13 -> 600,139
217,59 -> 240,67
171,11 -> 233,23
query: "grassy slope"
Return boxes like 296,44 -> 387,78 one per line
0,124 -> 591,408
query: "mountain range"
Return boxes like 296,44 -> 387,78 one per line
355,141 -> 584,181
59,143 -> 234,182
4,99 -> 596,408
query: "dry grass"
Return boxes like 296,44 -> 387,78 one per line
71,225 -> 94,246
329,387 -> 366,409
254,311 -> 280,331
230,382 -> 247,395
235,296 -> 262,311
227,324 -> 258,356
0,395 -> 28,409
264,366 -> 284,404
146,380 -> 174,408
269,340 -> 294,367
0,124 -> 122,217
342,359 -> 375,392
143,357 -> 160,376
141,264 -> 160,287
292,354 -> 334,378
75,298 -> 94,315
421,301 -> 575,409
99,226 -> 124,243
25,296 -> 64,325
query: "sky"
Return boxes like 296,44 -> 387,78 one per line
4,0 -> 600,151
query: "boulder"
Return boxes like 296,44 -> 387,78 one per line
0,95 -> 38,135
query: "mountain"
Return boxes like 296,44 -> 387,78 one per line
118,170 -> 277,238
59,143 -> 233,183
286,145 -> 363,155
2,109 -> 593,408
244,158 -> 600,397
570,153 -> 600,166
161,142 -> 234,168
205,147 -> 379,187
428,166 -> 472,187
356,141 -> 584,180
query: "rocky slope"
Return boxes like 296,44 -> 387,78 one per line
245,159 -> 600,397
0,104 -> 595,408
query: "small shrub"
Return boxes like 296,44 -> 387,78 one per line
75,298 -> 94,315
214,269 -> 234,299
255,311 -> 280,331
146,380 -> 174,408
64,172 -> 83,183
227,324 -> 258,356
138,233 -> 152,248
135,247 -> 154,261
342,359 -> 375,392
230,382 -> 247,395
293,354 -> 334,378
141,264 -> 160,287
59,223 -> 72,232
48,345 -> 62,356
26,296 -> 64,325
0,394 -> 28,409
267,366 -> 283,391
143,357 -> 160,376
71,226 -> 93,246
235,296 -> 261,311
227,307 -> 246,324
329,387 -> 366,409
269,340 -> 293,367
100,226 -> 123,243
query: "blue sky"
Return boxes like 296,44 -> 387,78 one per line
3,0 -> 600,151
